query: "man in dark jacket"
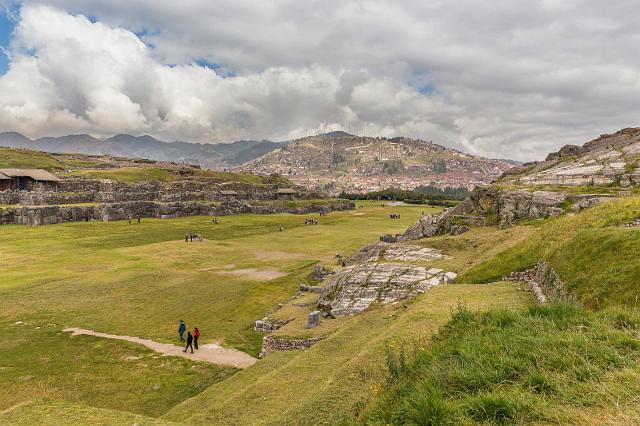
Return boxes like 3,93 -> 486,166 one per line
178,320 -> 186,342
183,331 -> 194,353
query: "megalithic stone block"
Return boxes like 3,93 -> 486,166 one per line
307,310 -> 321,328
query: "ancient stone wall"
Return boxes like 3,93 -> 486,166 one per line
0,199 -> 355,226
0,191 -> 19,204
259,336 -> 326,357
506,261 -> 575,304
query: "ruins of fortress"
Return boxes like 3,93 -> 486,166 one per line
0,169 -> 354,225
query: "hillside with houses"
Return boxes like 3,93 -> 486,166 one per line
238,132 -> 517,195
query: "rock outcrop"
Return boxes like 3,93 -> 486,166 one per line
317,263 -> 451,317
399,187 -> 573,240
347,242 -> 449,264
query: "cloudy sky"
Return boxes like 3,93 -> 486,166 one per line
0,1 -> 638,160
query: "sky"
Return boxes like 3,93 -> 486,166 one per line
0,1 -> 639,161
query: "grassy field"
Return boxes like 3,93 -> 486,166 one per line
4,194 -> 638,424
63,167 -> 290,185
0,202 -> 433,420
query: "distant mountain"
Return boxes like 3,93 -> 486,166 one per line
0,132 -> 283,169
500,127 -> 640,187
237,133 -> 516,194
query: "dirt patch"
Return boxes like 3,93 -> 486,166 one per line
253,250 -> 308,260
218,268 -> 287,281
199,264 -> 236,272
253,250 -> 334,262
64,327 -> 256,368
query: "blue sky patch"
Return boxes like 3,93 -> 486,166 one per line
419,84 -> 435,96
0,7 -> 15,75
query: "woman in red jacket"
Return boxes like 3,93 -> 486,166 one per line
193,327 -> 200,350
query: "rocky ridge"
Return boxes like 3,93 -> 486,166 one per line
502,127 -> 640,187
398,186 -> 613,241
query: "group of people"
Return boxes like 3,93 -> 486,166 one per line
128,216 -> 141,224
389,214 -> 401,219
304,218 -> 319,225
185,233 -> 203,242
178,320 -> 201,353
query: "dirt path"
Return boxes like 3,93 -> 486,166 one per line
63,327 -> 257,368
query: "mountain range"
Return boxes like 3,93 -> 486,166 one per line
0,132 -> 284,169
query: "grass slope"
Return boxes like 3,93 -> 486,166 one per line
164,283 -> 530,425
0,147 -> 64,170
460,197 -> 640,308
1,399 -> 176,425
367,304 -> 640,425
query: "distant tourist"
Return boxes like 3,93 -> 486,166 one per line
178,320 -> 186,342
185,234 -> 189,242
183,331 -> 194,354
193,327 -> 200,350
137,217 -> 141,223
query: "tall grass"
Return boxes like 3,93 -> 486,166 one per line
366,304 -> 640,424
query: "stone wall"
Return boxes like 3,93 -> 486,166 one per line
0,199 -> 356,226
259,336 -> 326,357
506,261 -> 575,304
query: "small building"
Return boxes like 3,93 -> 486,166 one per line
275,188 -> 297,199
0,169 -> 61,191
0,172 -> 11,191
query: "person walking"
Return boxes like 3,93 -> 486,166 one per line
193,327 -> 200,350
178,320 -> 186,342
183,331 -> 194,353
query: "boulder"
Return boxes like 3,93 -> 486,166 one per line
307,311 -> 321,328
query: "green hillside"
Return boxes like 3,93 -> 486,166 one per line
461,197 -> 640,308
0,147 -> 65,170
368,304 -> 640,425
0,146 -> 290,185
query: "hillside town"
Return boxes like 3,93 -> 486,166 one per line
239,134 -> 514,194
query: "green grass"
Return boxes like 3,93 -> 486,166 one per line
0,147 -> 64,170
460,197 -> 640,308
63,167 -> 180,183
0,325 -> 234,417
1,399 -> 175,425
63,167 -> 291,185
164,283 -> 530,425
0,203 -> 432,419
366,303 -> 640,425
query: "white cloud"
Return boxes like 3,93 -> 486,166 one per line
1,1 -> 640,160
